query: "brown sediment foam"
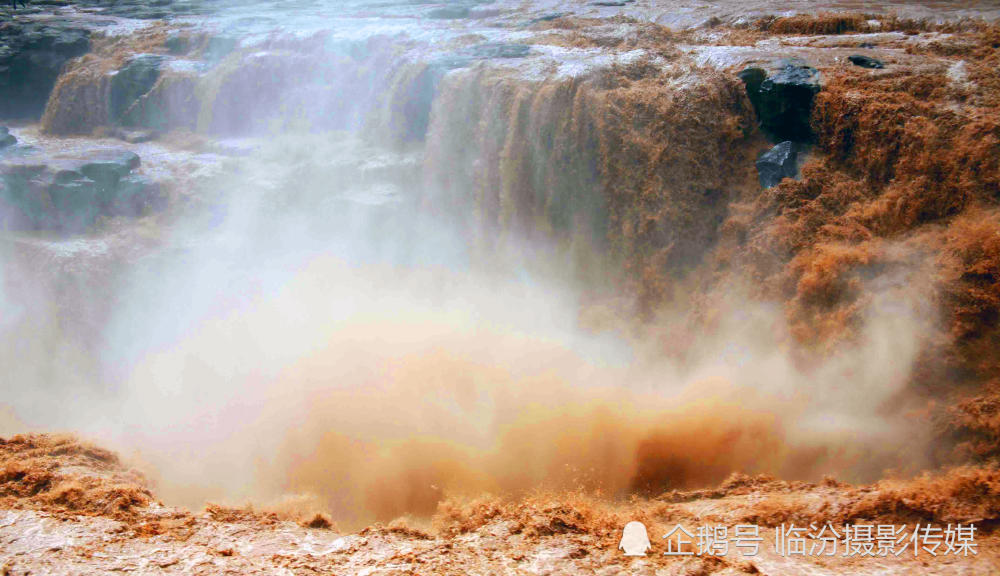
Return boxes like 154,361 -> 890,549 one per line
1,432 -> 997,576
762,13 -> 870,35
728,466 -> 1000,527
14,14 -> 1000,540
104,28 -> 1000,524
431,466 -> 1000,551
226,306 -> 902,528
527,17 -> 678,55
0,434 -> 152,519
942,211 -> 1000,460
269,356 -> 782,525
41,27 -> 171,135
41,57 -> 114,135
426,58 -> 762,312
41,29 -> 411,137
6,432 -> 997,530
705,25 -> 1000,457
423,19 -> 1000,497
119,258 -> 891,531
757,13 -> 985,36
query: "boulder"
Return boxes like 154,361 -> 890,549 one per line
528,12 -> 569,24
0,161 -> 53,230
77,149 -> 141,177
108,174 -> 165,217
110,54 -> 166,125
428,6 -> 470,19
466,43 -> 532,59
164,32 -> 192,55
0,148 -> 163,233
740,59 -> 821,142
737,67 -> 767,111
848,54 -> 885,69
756,141 -> 801,188
431,55 -> 475,71
408,42 -> 532,74
0,22 -> 91,119
48,175 -> 101,232
0,127 -> 15,149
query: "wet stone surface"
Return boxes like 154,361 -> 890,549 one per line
0,147 -> 164,232
740,59 -> 821,143
0,127 -> 16,148
110,54 -> 167,126
756,141 -> 801,188
0,21 -> 91,119
848,54 -> 885,69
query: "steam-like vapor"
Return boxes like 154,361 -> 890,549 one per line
6,133 -> 931,525
101,241 -> 931,528
0,42 -> 936,529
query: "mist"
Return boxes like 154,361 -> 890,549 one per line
1,134 -> 934,527
0,8 -> 947,530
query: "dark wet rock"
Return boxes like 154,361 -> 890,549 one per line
0,162 -> 55,231
466,43 -> 532,59
47,176 -> 102,232
0,148 -> 162,233
859,42 -> 876,49
78,149 -> 141,184
431,55 -> 474,70
0,127 -> 15,149
109,174 -> 165,217
0,22 -> 91,119
74,0 -> 207,19
740,59 -> 821,142
737,67 -> 766,103
118,7 -> 171,19
848,54 -> 885,69
436,42 -> 532,68
390,64 -> 444,143
428,6 -> 470,19
164,32 -> 192,55
528,12 -> 569,25
119,73 -> 200,132
756,141 -> 801,188
111,54 -> 166,125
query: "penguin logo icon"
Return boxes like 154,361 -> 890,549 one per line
619,521 -> 651,556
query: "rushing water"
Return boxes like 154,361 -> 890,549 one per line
0,0 -> 995,520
